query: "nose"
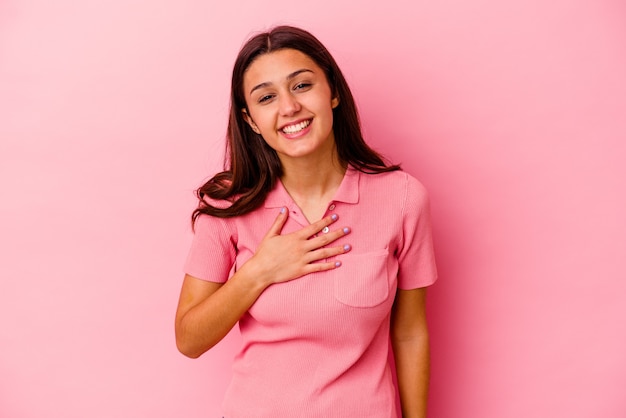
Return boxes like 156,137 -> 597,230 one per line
278,92 -> 301,116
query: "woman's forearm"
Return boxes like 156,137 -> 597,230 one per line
175,266 -> 269,358
391,287 -> 431,418
392,334 -> 430,418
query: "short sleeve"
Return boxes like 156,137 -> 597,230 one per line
183,214 -> 237,283
396,174 -> 438,289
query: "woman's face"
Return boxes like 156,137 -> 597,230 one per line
242,48 -> 339,165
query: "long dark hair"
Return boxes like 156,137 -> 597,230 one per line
193,25 -> 399,223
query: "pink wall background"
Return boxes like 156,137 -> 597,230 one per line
1,0 -> 625,417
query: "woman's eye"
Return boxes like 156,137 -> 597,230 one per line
258,94 -> 274,103
294,83 -> 311,90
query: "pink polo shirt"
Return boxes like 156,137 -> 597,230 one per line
184,166 -> 437,417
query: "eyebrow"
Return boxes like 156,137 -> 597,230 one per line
249,69 -> 314,96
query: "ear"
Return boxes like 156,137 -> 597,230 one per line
331,96 -> 340,109
242,109 -> 261,134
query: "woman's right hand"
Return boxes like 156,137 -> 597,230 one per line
175,208 -> 351,358
242,207 -> 352,287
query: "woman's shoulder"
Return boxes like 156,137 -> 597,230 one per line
193,192 -> 240,231
199,193 -> 235,210
193,204 -> 239,244
361,169 -> 429,197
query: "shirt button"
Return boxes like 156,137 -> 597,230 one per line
322,226 -> 330,233
328,204 -> 336,211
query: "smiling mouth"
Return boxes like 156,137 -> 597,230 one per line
281,119 -> 311,134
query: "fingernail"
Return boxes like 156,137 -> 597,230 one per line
343,227 -> 350,234
334,261 -> 342,267
331,214 -> 338,221
280,207 -> 286,214
343,244 -> 351,252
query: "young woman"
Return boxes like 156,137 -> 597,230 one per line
175,25 -> 437,418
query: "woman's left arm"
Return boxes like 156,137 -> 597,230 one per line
391,287 -> 430,418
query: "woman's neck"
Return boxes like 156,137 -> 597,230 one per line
279,152 -> 347,222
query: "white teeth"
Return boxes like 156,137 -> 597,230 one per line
282,120 -> 310,134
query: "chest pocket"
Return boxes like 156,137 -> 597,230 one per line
333,250 -> 390,308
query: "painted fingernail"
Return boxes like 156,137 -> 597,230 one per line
335,261 -> 342,267
331,214 -> 338,221
343,244 -> 351,252
343,227 -> 350,234
280,207 -> 286,214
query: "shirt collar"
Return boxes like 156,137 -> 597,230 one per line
264,165 -> 360,208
